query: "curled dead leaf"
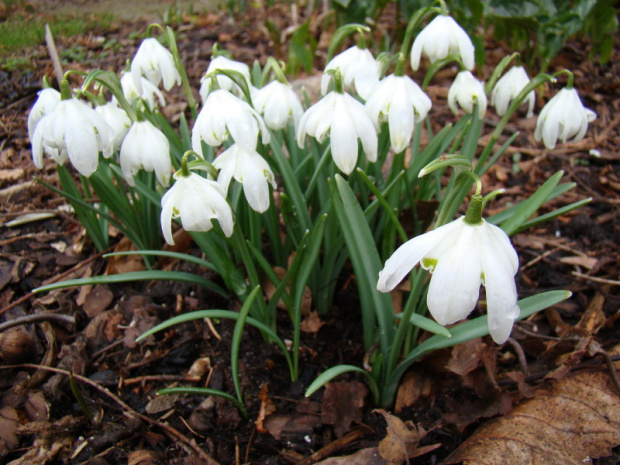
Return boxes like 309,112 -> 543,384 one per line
442,356 -> 620,465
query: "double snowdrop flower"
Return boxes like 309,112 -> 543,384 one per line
491,65 -> 535,117
131,37 -> 182,93
377,194 -> 520,344
448,70 -> 487,118
199,55 -> 253,102
321,45 -> 380,100
253,80 -> 304,131
213,144 -> 276,213
120,120 -> 171,187
534,86 -> 596,149
410,15 -> 475,71
192,88 -> 270,156
365,72 -> 432,153
31,82 -> 114,177
297,76 -> 378,174
161,170 -> 234,245
96,102 -> 132,151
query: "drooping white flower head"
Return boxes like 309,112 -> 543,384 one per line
411,15 -> 475,71
377,214 -> 520,344
365,74 -> 432,153
161,171 -> 234,245
297,90 -> 378,175
213,143 -> 277,213
448,70 -> 487,118
253,81 -> 304,131
31,94 -> 114,177
321,45 -> 380,100
96,102 -> 132,151
28,88 -> 61,141
491,65 -> 535,117
199,55 -> 253,102
118,72 -> 165,109
131,37 -> 182,93
192,89 -> 270,156
534,87 -> 596,149
120,120 -> 171,187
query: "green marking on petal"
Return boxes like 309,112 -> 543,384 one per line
422,257 -> 438,271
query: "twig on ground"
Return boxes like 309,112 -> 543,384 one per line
0,364 -> 220,464
0,313 -> 75,332
122,374 -> 202,386
572,272 -> 620,286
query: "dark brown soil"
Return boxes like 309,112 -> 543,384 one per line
0,2 -> 619,464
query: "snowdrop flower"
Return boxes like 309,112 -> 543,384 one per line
199,55 -> 252,101
192,88 -> 270,155
377,195 -> 520,344
448,70 -> 487,118
96,102 -> 132,150
365,73 -> 432,153
161,170 -> 234,245
31,82 -> 114,177
118,72 -> 165,109
411,15 -> 475,71
297,83 -> 378,174
491,66 -> 535,117
28,87 -> 60,141
534,87 -> 596,149
253,81 -> 304,131
120,120 -> 171,187
321,45 -> 380,100
131,37 -> 181,93
213,144 -> 276,213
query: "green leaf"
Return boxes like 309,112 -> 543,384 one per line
381,290 -> 571,406
157,387 -> 246,414
331,175 -> 395,355
34,270 -> 228,298
230,286 -> 261,415
135,309 -> 295,380
499,170 -> 563,235
103,250 -> 215,271
394,313 -> 452,338
304,364 -> 379,404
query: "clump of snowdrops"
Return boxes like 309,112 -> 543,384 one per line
31,0 -> 595,408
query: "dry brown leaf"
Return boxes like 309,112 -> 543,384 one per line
256,384 -> 276,434
394,370 -> 434,413
446,339 -> 486,376
442,365 -> 620,464
558,255 -> 598,269
0,406 -> 20,455
300,311 -> 325,334
314,447 -> 387,465
105,237 -> 145,275
321,382 -> 367,438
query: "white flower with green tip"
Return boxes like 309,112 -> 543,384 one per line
491,65 -> 535,117
131,37 -> 181,93
365,74 -> 432,153
31,85 -> 114,177
160,171 -> 234,245
253,81 -> 304,131
120,120 -> 171,187
410,15 -> 475,71
192,89 -> 270,155
321,45 -> 380,100
213,144 -> 276,213
534,87 -> 596,149
28,88 -> 60,142
297,87 -> 378,175
377,195 -> 520,344
96,102 -> 132,151
118,72 -> 165,109
448,70 -> 487,118
199,55 -> 253,101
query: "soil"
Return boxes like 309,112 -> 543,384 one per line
0,2 -> 619,465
